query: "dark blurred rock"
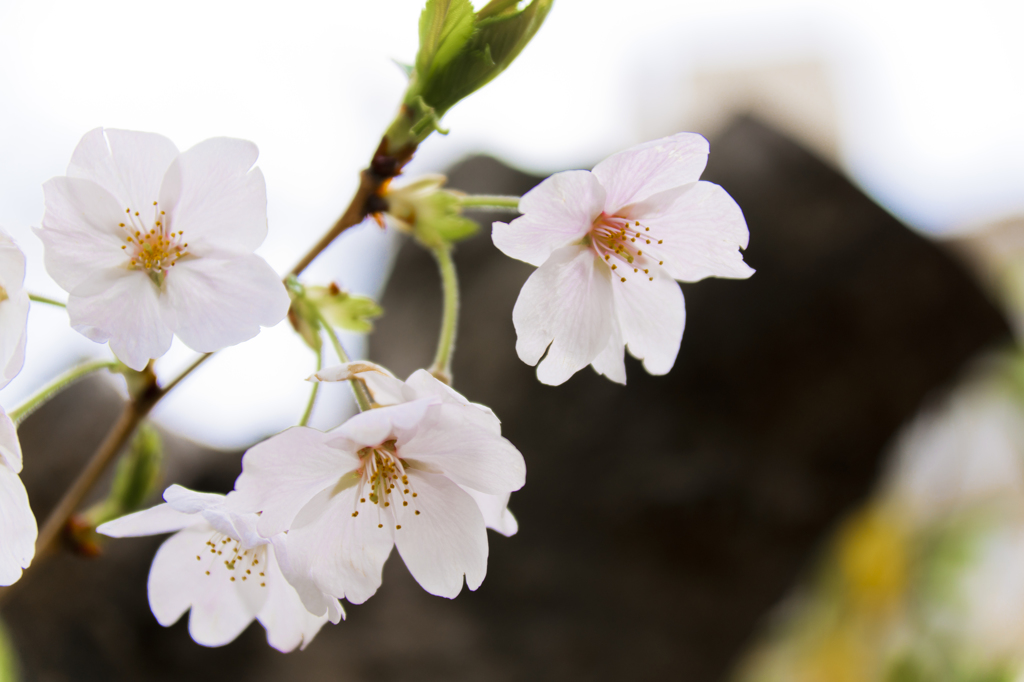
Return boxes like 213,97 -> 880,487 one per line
3,117 -> 1010,682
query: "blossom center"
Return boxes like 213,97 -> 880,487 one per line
194,532 -> 268,587
119,201 -> 188,286
0,285 -> 7,303
589,213 -> 664,284
352,439 -> 421,529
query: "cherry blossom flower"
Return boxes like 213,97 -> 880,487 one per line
492,132 -> 753,385
229,367 -> 525,607
0,407 -> 36,586
0,228 -> 30,390
98,485 -> 343,651
37,128 -> 290,371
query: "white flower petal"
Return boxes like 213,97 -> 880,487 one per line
0,228 -> 26,291
312,361 -> 410,407
231,427 -> 358,538
257,543 -> 340,653
401,403 -> 525,495
0,228 -> 28,390
0,408 -> 21,473
592,132 -> 709,210
38,177 -> 134,292
460,486 -> 519,537
285,486 -> 395,605
66,268 -> 173,371
147,525 -> 266,647
67,128 -> 179,217
162,253 -> 289,353
326,399 -> 433,451
589,325 -> 626,385
512,245 -> 615,386
393,471 -> 488,598
163,485 -> 226,514
0,463 -> 36,586
97,503 -> 200,538
158,137 -> 267,254
612,273 -> 685,376
0,291 -> 28,391
492,170 -> 605,267
628,181 -> 753,282
402,369 -> 501,432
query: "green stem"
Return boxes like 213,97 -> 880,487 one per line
28,293 -> 66,308
316,310 -> 373,412
458,194 -> 521,211
299,344 -> 323,427
429,244 -> 459,384
8,360 -> 119,424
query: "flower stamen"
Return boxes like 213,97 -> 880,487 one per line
589,213 -> 665,284
119,201 -> 188,286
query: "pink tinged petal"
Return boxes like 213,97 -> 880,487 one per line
612,272 -> 685,376
393,471 -> 488,598
460,486 -> 519,537
0,409 -> 21,472
256,544 -> 340,653
162,253 -> 289,353
231,426 -> 358,538
0,464 -> 36,586
492,170 -> 606,267
0,292 -> 28,391
401,403 -> 525,495
628,181 -> 753,282
592,132 -> 710,210
285,486 -> 395,605
38,177 -> 134,292
65,268 -> 173,371
97,503 -> 200,538
590,324 -> 626,385
67,128 -> 179,217
327,399 -> 433,451
512,245 -> 616,386
158,138 -> 268,254
147,525 -> 266,647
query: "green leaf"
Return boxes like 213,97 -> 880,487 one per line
416,0 -> 475,82
0,619 -> 18,682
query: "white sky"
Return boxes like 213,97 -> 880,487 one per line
1,0 -> 1021,447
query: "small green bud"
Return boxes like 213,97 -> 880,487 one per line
308,285 -> 384,335
383,175 -> 479,248
286,277 -> 323,352
71,423 -> 164,555
287,275 -> 383,349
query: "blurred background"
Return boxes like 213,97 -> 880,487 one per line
1,0 -> 1024,680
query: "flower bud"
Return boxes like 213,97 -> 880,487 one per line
385,0 -> 553,151
382,175 -> 479,248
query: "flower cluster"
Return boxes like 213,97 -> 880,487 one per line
2,121 -> 750,655
99,364 -> 525,650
